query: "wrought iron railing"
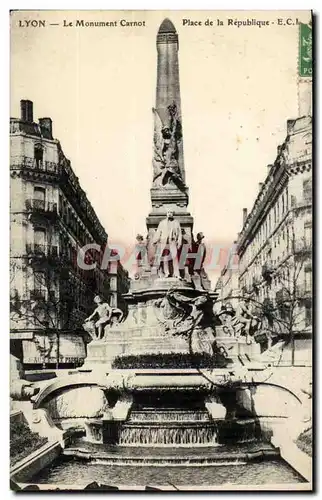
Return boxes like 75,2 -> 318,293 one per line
10,156 -> 61,174
29,289 -> 57,301
261,262 -> 274,280
294,240 -> 312,254
30,289 -> 47,300
25,198 -> 58,213
296,285 -> 312,298
26,243 -> 59,258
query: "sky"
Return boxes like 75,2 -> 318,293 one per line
10,10 -> 311,283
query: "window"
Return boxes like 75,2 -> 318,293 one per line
34,271 -> 45,291
286,227 -> 289,250
32,271 -> 46,300
290,195 -> 297,208
59,195 -> 63,214
286,186 -> 289,210
282,193 -> 285,214
276,202 -> 280,222
34,228 -> 46,252
63,202 -> 68,223
34,187 -> 45,201
34,144 -> 44,168
303,179 -> 312,203
305,304 -> 312,327
304,224 -> 312,246
304,269 -> 312,292
34,187 -> 46,210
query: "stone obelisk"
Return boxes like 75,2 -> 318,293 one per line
146,19 -> 193,242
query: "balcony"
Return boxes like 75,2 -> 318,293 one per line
10,156 -> 61,175
294,240 -> 312,257
26,244 -> 59,265
29,289 -> 57,303
265,240 -> 272,253
293,199 -> 312,213
261,263 -> 274,283
25,198 -> 58,219
30,289 -> 46,301
296,289 -> 312,308
296,285 -> 312,299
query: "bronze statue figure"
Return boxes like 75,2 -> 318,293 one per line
152,211 -> 182,278
152,102 -> 185,190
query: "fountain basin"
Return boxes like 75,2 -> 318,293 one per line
28,459 -> 307,489
63,441 -> 280,465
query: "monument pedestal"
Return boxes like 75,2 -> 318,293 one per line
84,340 -> 127,370
83,276 -> 221,370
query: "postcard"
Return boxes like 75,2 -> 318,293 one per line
10,10 -> 312,491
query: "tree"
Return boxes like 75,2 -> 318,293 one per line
270,232 -> 312,365
216,230 -> 312,365
10,252 -> 99,368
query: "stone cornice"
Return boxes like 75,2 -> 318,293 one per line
10,167 -> 61,184
239,209 -> 312,282
57,143 -> 108,245
237,116 -> 312,258
237,163 -> 288,257
238,210 -> 292,280
286,160 -> 312,177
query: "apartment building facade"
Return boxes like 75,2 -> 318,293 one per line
10,100 -> 129,368
215,244 -> 239,311
236,115 -> 312,364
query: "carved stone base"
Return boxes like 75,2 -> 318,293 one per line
84,419 -> 103,443
84,340 -> 126,370
214,327 -> 262,361
41,385 -> 108,420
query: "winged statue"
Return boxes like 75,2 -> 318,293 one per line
152,103 -> 185,190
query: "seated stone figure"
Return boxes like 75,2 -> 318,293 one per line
217,295 -> 261,345
83,295 -> 123,341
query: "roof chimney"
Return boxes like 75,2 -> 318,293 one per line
39,118 -> 53,140
243,208 -> 248,225
259,182 -> 263,190
287,119 -> 296,134
20,100 -> 33,122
